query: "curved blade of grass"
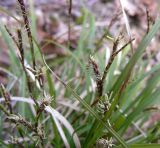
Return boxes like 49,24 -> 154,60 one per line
124,70 -> 160,114
119,0 -> 133,53
42,39 -> 83,68
18,73 -> 26,116
0,24 -> 20,72
51,111 -> 70,148
112,64 -> 160,129
46,71 -> 56,107
77,9 -> 88,51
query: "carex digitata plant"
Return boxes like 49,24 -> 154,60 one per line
0,0 -> 160,148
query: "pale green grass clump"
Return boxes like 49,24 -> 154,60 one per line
0,0 -> 160,147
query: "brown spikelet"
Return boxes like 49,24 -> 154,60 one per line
17,29 -> 24,64
146,8 -> 150,34
88,56 -> 102,97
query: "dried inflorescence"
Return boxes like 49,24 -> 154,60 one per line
88,55 -> 102,97
0,1 -> 50,146
7,114 -> 45,140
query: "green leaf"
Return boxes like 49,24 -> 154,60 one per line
108,17 -> 160,117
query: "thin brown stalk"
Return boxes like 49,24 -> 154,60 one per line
113,39 -> 135,97
17,0 -> 36,70
5,26 -> 19,47
68,0 -> 72,48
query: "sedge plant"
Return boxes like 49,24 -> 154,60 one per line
0,0 -> 160,147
